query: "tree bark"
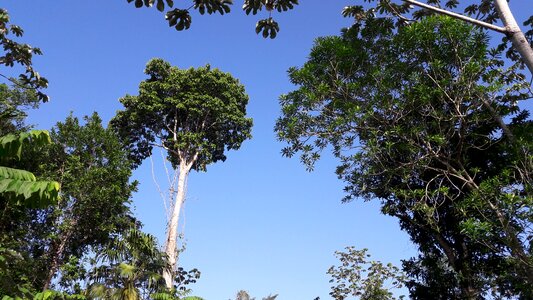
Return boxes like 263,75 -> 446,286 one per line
494,0 -> 533,75
42,225 -> 74,291
162,160 -> 191,289
405,0 -> 533,74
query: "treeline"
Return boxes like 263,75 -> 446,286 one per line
1,1 -> 533,300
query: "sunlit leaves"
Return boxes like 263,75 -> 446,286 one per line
88,228 -> 168,299
0,130 -> 59,208
112,58 -> 252,172
0,176 -> 59,208
327,247 -> 406,300
276,14 -> 532,297
0,130 -> 50,160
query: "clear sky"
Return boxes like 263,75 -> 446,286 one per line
2,1 -> 532,299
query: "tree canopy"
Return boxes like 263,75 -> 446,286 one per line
113,58 -> 253,172
276,15 -> 532,298
112,58 -> 253,289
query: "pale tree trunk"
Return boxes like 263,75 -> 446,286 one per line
162,159 -> 191,289
494,0 -> 533,75
405,0 -> 533,75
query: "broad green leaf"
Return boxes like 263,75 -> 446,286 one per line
0,166 -> 36,181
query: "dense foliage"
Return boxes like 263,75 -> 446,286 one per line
2,1 -> 532,299
0,112 -> 139,295
276,15 -> 532,299
113,58 -> 253,171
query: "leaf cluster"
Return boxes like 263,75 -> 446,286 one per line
112,58 -> 252,172
0,9 -> 48,102
127,0 -> 298,39
0,82 -> 40,135
87,228 -> 201,299
276,14 -> 532,298
0,130 -> 59,208
327,247 -> 406,300
341,0 -> 533,71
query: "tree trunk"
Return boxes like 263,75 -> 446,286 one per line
494,0 -> 533,75
162,160 -> 191,289
42,225 -> 74,291
405,0 -> 533,74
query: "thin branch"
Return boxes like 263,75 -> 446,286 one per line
0,73 -> 40,90
404,0 -> 507,33
150,155 -> 169,220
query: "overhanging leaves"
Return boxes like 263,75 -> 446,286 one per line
0,130 -> 51,161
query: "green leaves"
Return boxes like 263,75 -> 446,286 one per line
0,9 -> 48,102
327,247 -> 406,300
277,13 -> 532,298
0,166 -> 35,181
255,18 -> 279,39
0,130 -> 59,208
0,130 -> 51,160
0,175 -> 59,208
87,228 -> 176,299
112,58 -> 252,172
166,9 -> 192,31
128,0 -> 298,38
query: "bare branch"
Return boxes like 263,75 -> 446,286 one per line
404,0 -> 506,33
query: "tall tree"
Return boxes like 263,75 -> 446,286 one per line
1,113 -> 138,293
40,113 -> 138,291
276,15 -> 532,298
112,58 -> 253,289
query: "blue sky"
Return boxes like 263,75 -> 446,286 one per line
3,1 -> 532,299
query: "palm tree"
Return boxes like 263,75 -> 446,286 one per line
236,290 -> 252,300
234,290 -> 278,300
87,228 -> 168,300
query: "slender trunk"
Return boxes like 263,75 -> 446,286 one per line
43,226 -> 74,291
457,238 -> 478,299
162,160 -> 191,289
494,0 -> 533,74
433,232 -> 477,298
